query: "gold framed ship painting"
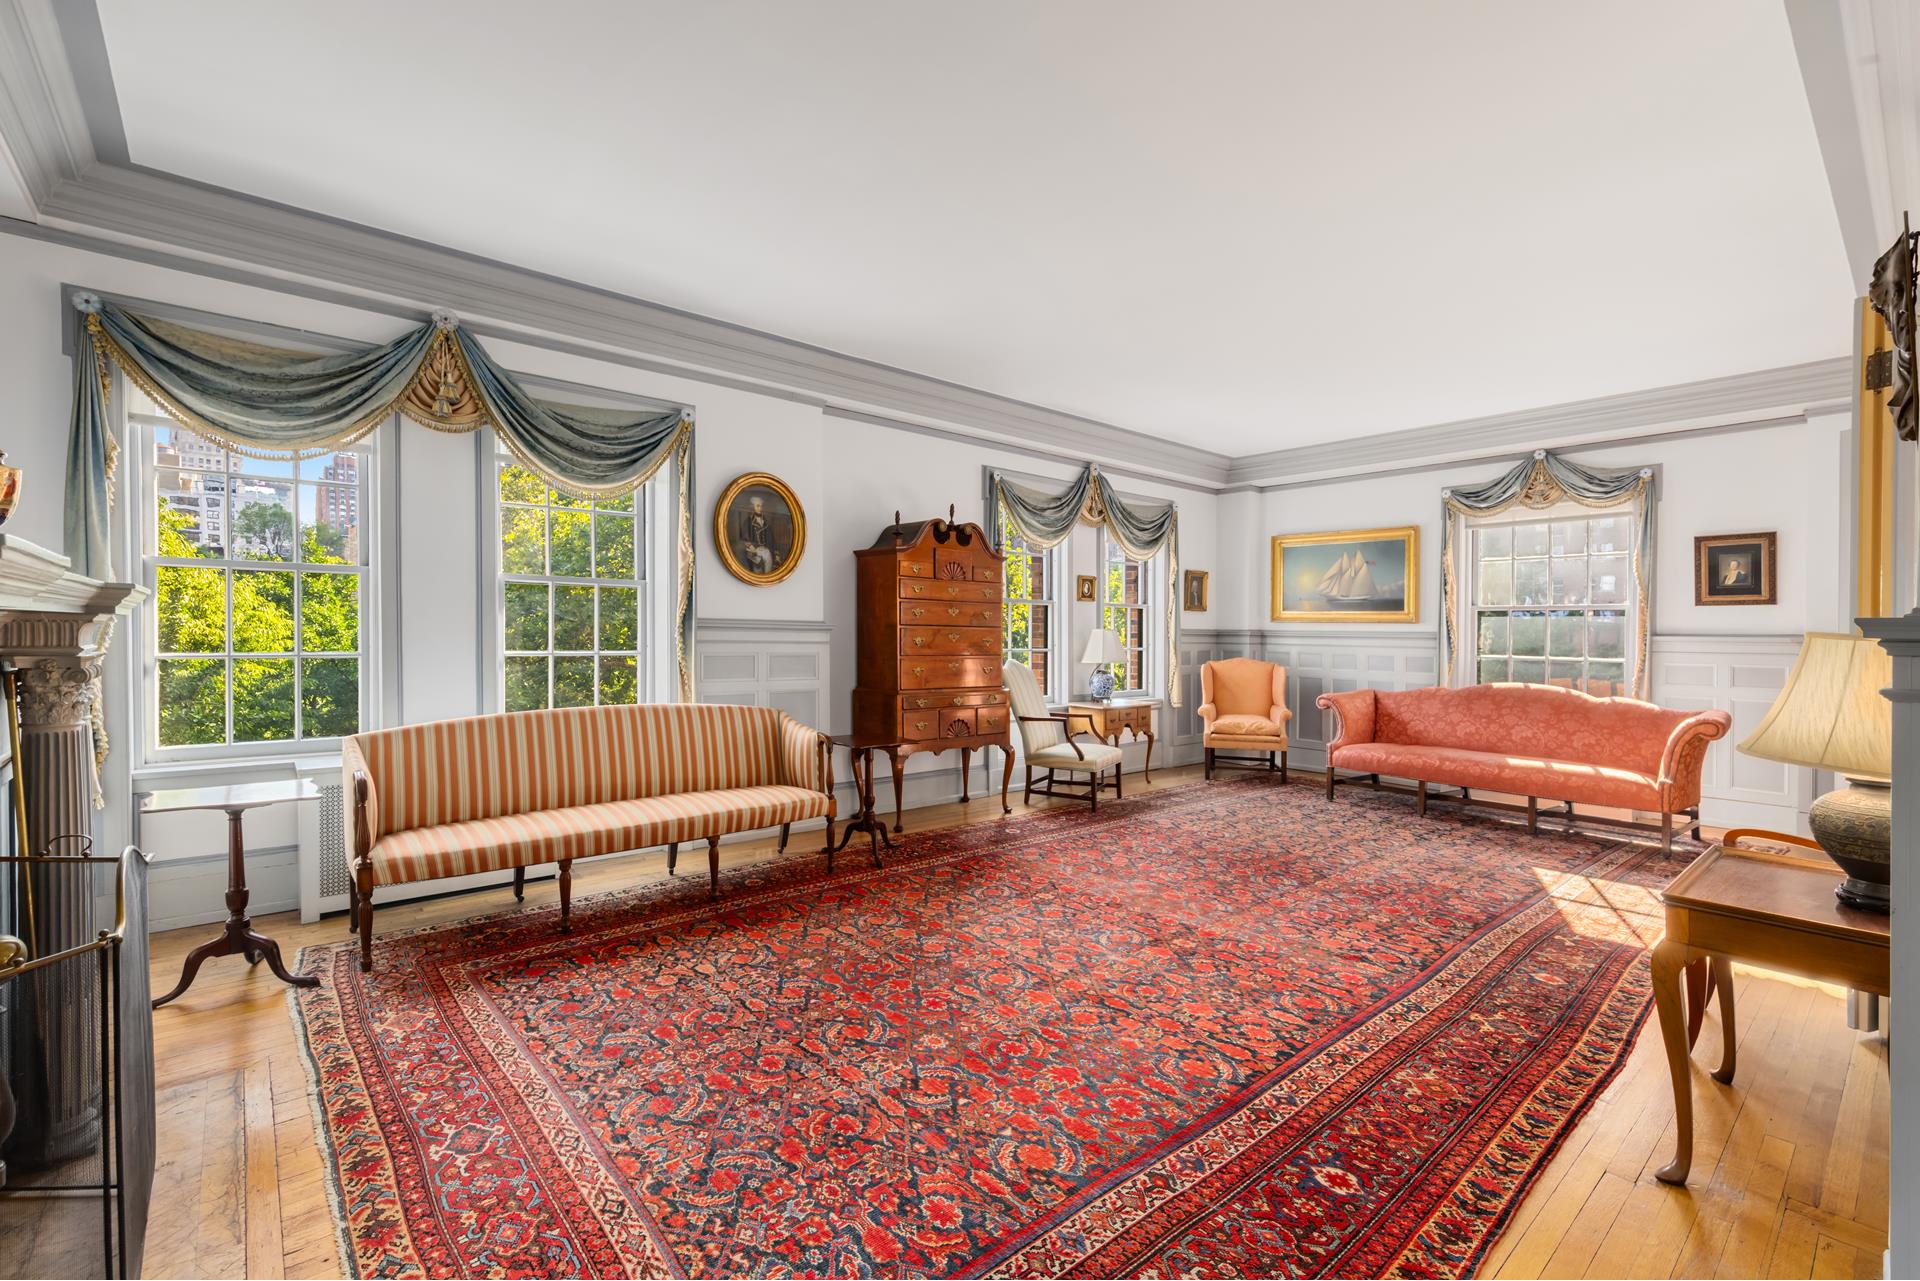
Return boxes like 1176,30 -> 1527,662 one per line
1271,526 -> 1419,623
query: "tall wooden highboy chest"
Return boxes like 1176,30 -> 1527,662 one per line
852,516 -> 1012,829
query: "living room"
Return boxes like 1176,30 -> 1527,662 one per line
0,2 -> 1910,1278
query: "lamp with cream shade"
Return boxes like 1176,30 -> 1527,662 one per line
1737,632 -> 1893,910
1081,627 -> 1126,702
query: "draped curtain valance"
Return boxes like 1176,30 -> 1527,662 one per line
987,466 -> 1181,706
1439,449 -> 1654,699
65,295 -> 696,700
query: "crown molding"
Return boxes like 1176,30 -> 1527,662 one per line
0,0 -> 93,211
1225,357 -> 1854,488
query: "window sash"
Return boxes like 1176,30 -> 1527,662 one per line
139,414 -> 374,758
1464,508 -> 1636,696
999,511 -> 1060,700
1100,534 -> 1153,696
493,451 -> 651,710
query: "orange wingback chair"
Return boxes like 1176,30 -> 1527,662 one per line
1198,657 -> 1292,781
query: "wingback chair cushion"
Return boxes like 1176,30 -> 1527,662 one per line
1199,657 -> 1291,747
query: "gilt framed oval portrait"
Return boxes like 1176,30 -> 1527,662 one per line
714,472 -> 806,586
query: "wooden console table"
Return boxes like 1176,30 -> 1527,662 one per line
1065,697 -> 1159,780
1651,839 -> 1889,1184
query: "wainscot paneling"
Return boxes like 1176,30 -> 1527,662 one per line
1255,627 -> 1444,771
695,617 -> 833,731
1649,633 -> 1813,832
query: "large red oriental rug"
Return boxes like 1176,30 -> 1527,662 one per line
294,778 -> 1681,1279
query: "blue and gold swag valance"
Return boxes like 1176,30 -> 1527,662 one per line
987,465 -> 1182,707
64,296 -> 697,700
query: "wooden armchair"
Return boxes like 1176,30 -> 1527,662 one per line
1001,660 -> 1124,811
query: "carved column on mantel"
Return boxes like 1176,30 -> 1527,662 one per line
0,535 -> 145,1168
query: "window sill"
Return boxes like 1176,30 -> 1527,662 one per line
131,751 -> 345,790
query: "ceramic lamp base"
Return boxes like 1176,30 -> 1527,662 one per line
1088,670 -> 1116,702
1808,779 -> 1891,915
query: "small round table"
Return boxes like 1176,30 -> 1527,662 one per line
826,734 -> 902,871
146,779 -> 324,1008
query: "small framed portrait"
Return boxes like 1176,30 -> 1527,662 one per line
1182,569 -> 1209,612
714,472 -> 805,586
1075,574 -> 1098,603
1694,532 -> 1776,606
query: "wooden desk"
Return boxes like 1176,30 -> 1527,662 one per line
145,780 -> 324,1008
1065,698 -> 1159,780
1652,843 -> 1889,1184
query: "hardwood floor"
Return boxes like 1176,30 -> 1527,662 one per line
127,766 -> 1888,1280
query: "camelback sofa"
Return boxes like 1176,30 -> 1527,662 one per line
343,702 -> 833,970
1315,683 -> 1730,849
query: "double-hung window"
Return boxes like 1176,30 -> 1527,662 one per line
1000,507 -> 1060,698
1099,534 -> 1152,695
495,446 -> 648,710
143,416 -> 371,754
1469,508 -> 1634,696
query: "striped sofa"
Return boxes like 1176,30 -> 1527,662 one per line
343,702 -> 834,971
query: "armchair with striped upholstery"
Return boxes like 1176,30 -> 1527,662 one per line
344,702 -> 834,971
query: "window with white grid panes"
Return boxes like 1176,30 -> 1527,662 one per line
1470,511 -> 1634,696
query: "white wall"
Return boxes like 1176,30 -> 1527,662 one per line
0,231 -> 1218,923
1251,415 -> 1851,641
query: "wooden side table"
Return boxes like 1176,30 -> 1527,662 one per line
1651,839 -> 1890,1183
147,779 -> 324,1008
1065,697 -> 1158,780
827,734 -> 903,871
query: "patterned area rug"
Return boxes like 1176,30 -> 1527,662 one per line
293,778 -> 1684,1279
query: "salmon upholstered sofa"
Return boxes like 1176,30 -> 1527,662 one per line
343,702 -> 834,971
1314,683 -> 1730,848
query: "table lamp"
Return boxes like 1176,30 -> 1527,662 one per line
1737,632 -> 1893,910
1082,627 -> 1125,701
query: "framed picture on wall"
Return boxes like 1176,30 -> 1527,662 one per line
1271,526 -> 1419,623
1182,569 -> 1209,612
1694,532 -> 1777,606
714,472 -> 806,586
1076,574 -> 1098,602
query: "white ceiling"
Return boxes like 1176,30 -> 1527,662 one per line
97,0 -> 1852,455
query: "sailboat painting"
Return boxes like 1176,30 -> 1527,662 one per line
1271,526 -> 1419,622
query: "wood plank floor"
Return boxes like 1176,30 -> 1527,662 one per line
125,766 -> 1888,1279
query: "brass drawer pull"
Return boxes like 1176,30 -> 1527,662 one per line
913,637 -> 928,647
911,607 -> 925,617
912,666 -> 925,676
946,631 -> 961,642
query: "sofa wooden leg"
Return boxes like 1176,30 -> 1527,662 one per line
1325,768 -> 1335,800
778,822 -> 790,854
1527,797 -> 1538,834
1688,807 -> 1703,840
707,835 -> 722,900
513,865 -> 526,902
356,864 -> 374,974
1280,751 -> 1288,784
1417,781 -> 1427,816
1661,812 -> 1674,854
558,860 -> 573,932
1370,773 -> 1380,789
667,841 -> 678,875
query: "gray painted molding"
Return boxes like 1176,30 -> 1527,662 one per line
0,0 -> 1862,491
1226,358 -> 1854,487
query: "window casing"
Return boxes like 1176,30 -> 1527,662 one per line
140,415 -> 373,759
1099,533 -> 1152,696
493,445 -> 651,710
999,507 -> 1061,699
1465,503 -> 1636,696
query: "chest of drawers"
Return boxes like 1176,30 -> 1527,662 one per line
853,517 -> 1014,829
